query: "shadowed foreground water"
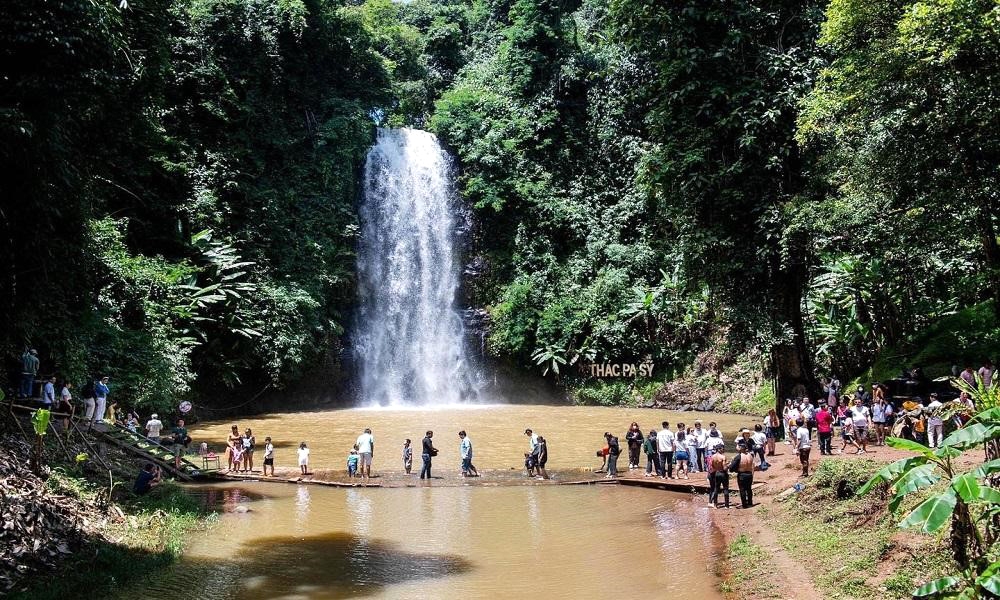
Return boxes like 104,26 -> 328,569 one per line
121,483 -> 724,600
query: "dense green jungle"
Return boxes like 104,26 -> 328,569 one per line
2,0 -> 998,415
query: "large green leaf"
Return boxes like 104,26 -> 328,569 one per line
970,407 -> 1000,425
913,575 -> 961,597
858,456 -> 929,496
933,445 -> 962,459
940,423 -> 996,451
899,488 -> 957,533
970,459 -> 1000,479
952,473 -> 981,503
976,486 -> 1000,505
886,437 -> 937,459
977,562 -> 1000,596
889,464 -> 942,512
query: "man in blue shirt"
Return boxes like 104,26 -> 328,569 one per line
94,376 -> 110,423
41,376 -> 56,408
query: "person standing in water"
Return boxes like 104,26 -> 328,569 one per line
643,430 -> 660,477
297,441 -> 310,475
524,428 -> 539,476
625,422 -> 644,469
657,421 -> 675,479
535,436 -> 548,480
459,430 -> 479,477
402,439 -> 413,474
420,431 -> 436,479
674,430 -> 689,480
356,428 -> 374,480
262,436 -> 275,477
242,428 -> 256,473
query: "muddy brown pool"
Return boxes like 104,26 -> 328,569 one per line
122,482 -> 725,599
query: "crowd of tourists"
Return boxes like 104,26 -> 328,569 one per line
214,426 -> 499,481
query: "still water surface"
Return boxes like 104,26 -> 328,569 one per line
189,405 -> 753,472
123,482 -> 724,600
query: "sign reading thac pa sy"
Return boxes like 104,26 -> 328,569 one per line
581,357 -> 655,378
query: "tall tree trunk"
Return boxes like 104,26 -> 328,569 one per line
772,235 -> 819,414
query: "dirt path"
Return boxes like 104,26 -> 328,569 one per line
703,439 -> 980,600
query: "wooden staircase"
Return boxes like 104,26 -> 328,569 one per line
89,422 -> 209,481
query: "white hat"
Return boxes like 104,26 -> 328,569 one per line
151,413 -> 158,419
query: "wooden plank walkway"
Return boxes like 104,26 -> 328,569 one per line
617,477 -> 711,493
617,476 -> 766,494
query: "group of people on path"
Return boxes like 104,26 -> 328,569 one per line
601,419 -> 764,481
600,420 -> 764,508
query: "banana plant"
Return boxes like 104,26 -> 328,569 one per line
30,408 -> 51,475
531,344 -> 567,378
31,408 -> 50,436
857,407 -> 1000,598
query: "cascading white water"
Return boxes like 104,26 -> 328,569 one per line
354,128 -> 478,407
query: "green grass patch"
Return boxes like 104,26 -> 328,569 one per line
729,384 -> 774,416
570,379 -> 657,406
11,479 -> 216,600
720,534 -> 777,596
771,458 -> 955,599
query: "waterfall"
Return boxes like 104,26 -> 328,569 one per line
354,128 -> 478,407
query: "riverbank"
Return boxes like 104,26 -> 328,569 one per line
709,442 -> 965,600
0,429 -> 215,598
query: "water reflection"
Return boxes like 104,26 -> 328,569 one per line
186,486 -> 266,512
164,532 -> 473,600
295,485 -> 311,532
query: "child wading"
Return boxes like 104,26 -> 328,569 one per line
347,446 -> 359,477
298,441 -> 310,475
262,437 -> 275,477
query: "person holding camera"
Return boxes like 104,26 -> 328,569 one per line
420,430 -> 437,479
